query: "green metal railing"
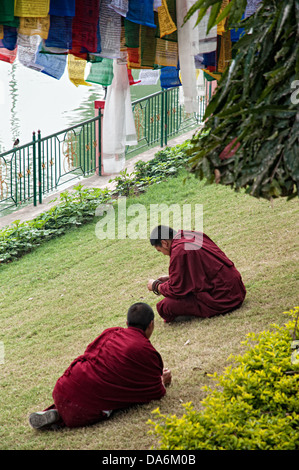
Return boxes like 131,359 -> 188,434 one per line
0,85 -> 207,214
127,87 -> 205,157
35,117 -> 99,202
0,137 -> 36,211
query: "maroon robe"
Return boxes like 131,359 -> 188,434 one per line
50,327 -> 166,427
157,230 -> 246,322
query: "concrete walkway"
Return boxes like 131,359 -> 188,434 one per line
0,129 -> 197,229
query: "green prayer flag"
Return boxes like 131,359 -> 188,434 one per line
86,59 -> 114,86
0,0 -> 19,27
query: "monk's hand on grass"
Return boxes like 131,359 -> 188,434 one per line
162,368 -> 172,387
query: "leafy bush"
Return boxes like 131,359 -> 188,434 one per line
148,307 -> 299,450
0,185 -> 111,263
187,0 -> 299,200
110,141 -> 192,196
0,141 -> 192,263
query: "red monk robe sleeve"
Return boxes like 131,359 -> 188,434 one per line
159,252 -> 194,299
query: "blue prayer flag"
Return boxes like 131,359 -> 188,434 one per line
46,15 -> 73,49
1,26 -> 17,51
160,66 -> 181,89
49,0 -> 76,17
126,0 -> 156,28
35,43 -> 67,79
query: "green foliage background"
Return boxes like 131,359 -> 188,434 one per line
186,0 -> 299,199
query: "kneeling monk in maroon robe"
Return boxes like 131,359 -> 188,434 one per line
148,226 -> 246,323
29,303 -> 171,430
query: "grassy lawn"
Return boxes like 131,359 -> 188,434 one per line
0,170 -> 298,450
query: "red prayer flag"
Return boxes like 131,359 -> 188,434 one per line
127,67 -> 141,85
0,46 -> 17,63
70,0 -> 100,55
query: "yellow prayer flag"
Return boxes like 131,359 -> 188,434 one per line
68,55 -> 91,87
0,25 -> 3,40
203,69 -> 222,81
217,30 -> 232,73
120,25 -> 127,52
155,38 -> 178,66
217,0 -> 230,35
158,0 -> 177,38
14,0 -> 50,18
18,16 -> 50,39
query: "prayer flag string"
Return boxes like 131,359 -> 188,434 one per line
0,0 -> 240,113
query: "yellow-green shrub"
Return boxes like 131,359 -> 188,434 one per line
149,307 -> 299,450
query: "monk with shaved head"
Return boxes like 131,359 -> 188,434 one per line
29,303 -> 171,430
148,226 -> 246,323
